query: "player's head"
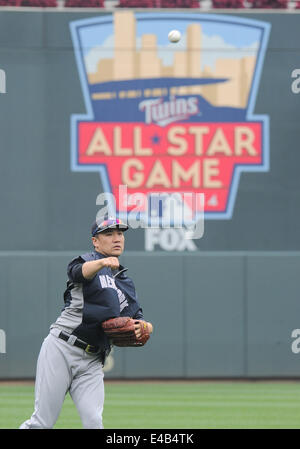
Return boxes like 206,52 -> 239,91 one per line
91,217 -> 128,256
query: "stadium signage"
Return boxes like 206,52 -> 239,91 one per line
0,329 -> 6,354
70,12 -> 270,224
0,69 -> 6,94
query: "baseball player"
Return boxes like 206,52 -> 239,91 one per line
20,218 -> 153,429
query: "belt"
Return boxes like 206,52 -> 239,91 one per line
58,331 -> 100,354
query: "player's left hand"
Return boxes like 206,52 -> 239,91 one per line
101,317 -> 151,347
134,321 -> 153,338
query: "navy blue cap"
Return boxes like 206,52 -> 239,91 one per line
91,218 -> 129,237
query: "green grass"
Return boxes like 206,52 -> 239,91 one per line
1,381 -> 300,429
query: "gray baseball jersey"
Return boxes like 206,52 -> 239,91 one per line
20,250 -> 143,429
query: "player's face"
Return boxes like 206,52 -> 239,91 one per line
93,229 -> 125,257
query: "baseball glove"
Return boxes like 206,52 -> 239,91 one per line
101,316 -> 150,347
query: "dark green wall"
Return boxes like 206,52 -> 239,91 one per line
0,251 -> 299,378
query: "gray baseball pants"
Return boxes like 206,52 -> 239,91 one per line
19,328 -> 105,429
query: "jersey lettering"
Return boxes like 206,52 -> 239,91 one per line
99,274 -> 129,311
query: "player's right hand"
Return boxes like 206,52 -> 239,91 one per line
101,257 -> 120,270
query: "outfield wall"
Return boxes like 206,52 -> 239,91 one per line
0,9 -> 300,378
0,251 -> 299,379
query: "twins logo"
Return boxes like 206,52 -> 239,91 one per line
139,96 -> 199,126
70,12 -> 270,223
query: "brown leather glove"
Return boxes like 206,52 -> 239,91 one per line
102,317 -> 150,347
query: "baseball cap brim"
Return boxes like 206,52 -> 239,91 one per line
91,219 -> 129,236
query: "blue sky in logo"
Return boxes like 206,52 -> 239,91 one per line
77,15 -> 262,75
135,19 -> 261,48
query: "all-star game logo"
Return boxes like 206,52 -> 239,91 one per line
70,12 -> 270,227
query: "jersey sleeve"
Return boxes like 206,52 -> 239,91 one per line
118,278 -> 144,319
67,256 -> 87,283
133,308 -> 144,320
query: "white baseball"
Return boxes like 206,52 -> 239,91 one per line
168,30 -> 181,43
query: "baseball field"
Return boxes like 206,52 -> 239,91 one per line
1,380 -> 300,429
